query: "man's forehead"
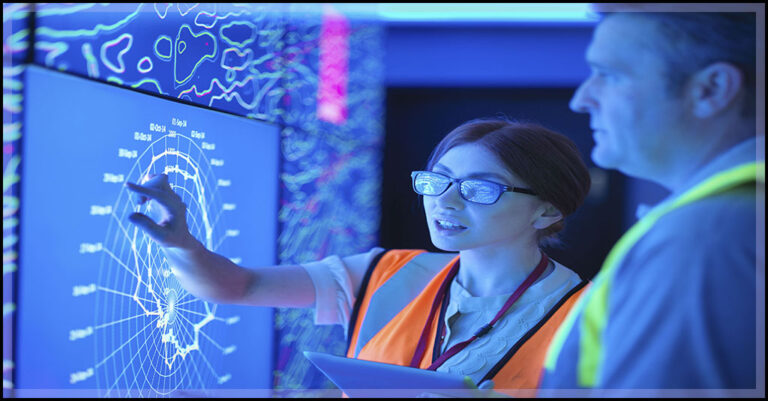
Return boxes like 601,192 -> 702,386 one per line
586,14 -> 661,66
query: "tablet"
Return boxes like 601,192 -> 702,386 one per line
303,351 -> 474,398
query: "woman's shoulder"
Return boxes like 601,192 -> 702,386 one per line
352,249 -> 458,270
350,249 -> 458,282
309,248 -> 434,284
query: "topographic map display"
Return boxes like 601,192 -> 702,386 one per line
4,2 -> 384,396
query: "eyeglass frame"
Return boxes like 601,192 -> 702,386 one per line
410,170 -> 537,205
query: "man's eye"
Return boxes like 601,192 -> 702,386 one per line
594,69 -> 616,81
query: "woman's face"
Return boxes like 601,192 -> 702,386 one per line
423,142 -> 544,252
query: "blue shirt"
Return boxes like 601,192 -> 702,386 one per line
540,136 -> 762,392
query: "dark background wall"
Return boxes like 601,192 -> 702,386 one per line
384,22 -> 597,87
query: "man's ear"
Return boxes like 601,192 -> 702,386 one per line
689,62 -> 743,118
532,203 -> 563,230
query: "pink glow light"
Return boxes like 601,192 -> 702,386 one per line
316,7 -> 350,125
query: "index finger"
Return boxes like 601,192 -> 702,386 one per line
124,181 -> 180,211
124,181 -> 164,199
139,173 -> 169,187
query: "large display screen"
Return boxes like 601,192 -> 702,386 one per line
17,65 -> 279,396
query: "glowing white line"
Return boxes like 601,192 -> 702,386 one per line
96,286 -> 155,305
102,246 -> 143,283
104,314 -> 159,396
93,312 -> 145,330
96,313 -> 158,369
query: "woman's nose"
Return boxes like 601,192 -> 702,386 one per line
434,182 -> 464,210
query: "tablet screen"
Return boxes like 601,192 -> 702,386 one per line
304,351 -> 475,398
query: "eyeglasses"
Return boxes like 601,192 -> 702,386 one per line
411,170 -> 537,205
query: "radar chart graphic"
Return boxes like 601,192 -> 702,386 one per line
90,131 -> 236,396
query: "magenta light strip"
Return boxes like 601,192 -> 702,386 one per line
316,7 -> 350,125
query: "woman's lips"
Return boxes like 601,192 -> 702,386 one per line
433,218 -> 467,234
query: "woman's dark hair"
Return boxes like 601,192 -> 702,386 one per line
425,117 -> 591,247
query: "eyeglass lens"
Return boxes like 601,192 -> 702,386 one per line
414,172 -> 501,204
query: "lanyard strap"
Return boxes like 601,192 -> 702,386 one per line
409,252 -> 550,369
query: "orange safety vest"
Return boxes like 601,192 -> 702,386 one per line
345,249 -> 588,396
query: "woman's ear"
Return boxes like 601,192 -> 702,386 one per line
532,203 -> 563,230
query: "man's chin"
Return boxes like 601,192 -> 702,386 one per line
591,147 -> 620,171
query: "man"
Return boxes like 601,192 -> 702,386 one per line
538,5 -> 763,395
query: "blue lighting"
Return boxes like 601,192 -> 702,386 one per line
376,3 -> 596,22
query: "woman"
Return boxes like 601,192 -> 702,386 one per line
125,117 -> 591,396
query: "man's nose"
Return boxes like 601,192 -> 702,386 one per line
569,79 -> 595,113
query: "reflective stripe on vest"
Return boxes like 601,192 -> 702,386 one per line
543,161 -> 764,387
350,251 -> 457,359
346,250 -> 457,366
348,249 -> 589,393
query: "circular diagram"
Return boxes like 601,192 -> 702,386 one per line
93,132 -> 235,396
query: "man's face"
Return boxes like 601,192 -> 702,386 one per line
570,14 -> 689,180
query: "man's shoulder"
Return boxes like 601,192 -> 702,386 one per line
646,186 -> 756,242
620,186 -> 757,280
608,186 -> 758,339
